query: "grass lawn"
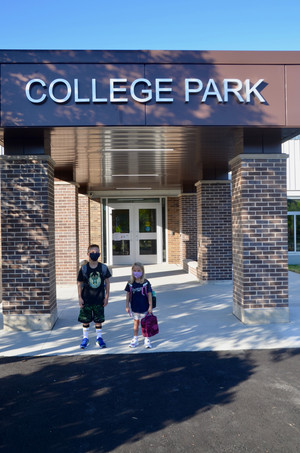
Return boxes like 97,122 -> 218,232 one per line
288,265 -> 300,274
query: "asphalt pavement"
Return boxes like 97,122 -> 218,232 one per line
0,265 -> 300,453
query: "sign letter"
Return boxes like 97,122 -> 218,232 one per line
110,79 -> 128,103
244,79 -> 266,103
185,79 -> 203,102
92,79 -> 107,103
49,79 -> 72,103
223,79 -> 244,103
26,79 -> 47,104
74,79 -> 90,103
155,79 -> 173,103
202,79 -> 223,103
131,78 -> 152,103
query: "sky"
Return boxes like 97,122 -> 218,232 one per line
0,0 -> 300,51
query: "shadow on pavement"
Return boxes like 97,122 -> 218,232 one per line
0,352 -> 254,453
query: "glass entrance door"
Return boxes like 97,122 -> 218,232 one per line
108,201 -> 162,265
137,207 -> 157,263
112,208 -> 131,262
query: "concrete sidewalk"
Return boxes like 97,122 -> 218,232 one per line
0,264 -> 300,356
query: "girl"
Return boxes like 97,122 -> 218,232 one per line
125,262 -> 153,349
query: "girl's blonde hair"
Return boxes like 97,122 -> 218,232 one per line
130,262 -> 146,284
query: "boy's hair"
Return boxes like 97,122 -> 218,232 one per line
88,244 -> 100,252
130,262 -> 146,284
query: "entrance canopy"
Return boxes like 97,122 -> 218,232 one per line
0,50 -> 297,329
1,50 -> 300,193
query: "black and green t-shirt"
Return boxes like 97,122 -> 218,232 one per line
77,262 -> 111,306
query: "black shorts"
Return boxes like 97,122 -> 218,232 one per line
78,304 -> 105,324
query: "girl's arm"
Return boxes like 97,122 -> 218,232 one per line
126,291 -> 130,313
148,292 -> 153,313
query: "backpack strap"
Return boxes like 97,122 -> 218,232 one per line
82,263 -> 107,283
129,280 -> 150,300
101,263 -> 108,278
82,263 -> 88,280
142,280 -> 148,297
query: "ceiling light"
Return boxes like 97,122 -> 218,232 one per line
103,148 -> 173,152
115,187 -> 153,190
112,174 -> 159,177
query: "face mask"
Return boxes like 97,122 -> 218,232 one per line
90,252 -> 100,261
133,271 -> 143,279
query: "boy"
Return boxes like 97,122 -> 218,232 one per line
77,244 -> 111,349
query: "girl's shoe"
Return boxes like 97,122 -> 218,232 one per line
129,338 -> 139,348
144,338 -> 152,349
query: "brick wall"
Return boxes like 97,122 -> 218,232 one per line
78,193 -> 90,261
179,194 -> 197,263
196,181 -> 232,280
167,197 -> 180,264
230,154 -> 289,323
54,180 -> 79,284
0,156 -> 57,330
89,199 -> 102,254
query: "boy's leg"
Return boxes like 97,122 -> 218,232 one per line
94,305 -> 106,348
95,322 -> 106,348
95,323 -> 102,338
83,323 -> 89,338
80,323 -> 90,349
78,305 -> 93,349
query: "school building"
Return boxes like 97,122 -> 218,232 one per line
1,49 -> 300,331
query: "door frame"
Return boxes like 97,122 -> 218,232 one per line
105,198 -> 164,266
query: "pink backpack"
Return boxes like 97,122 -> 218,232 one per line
141,313 -> 159,338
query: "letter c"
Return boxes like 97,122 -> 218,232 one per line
25,79 -> 47,104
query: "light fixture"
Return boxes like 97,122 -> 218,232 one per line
112,174 -> 159,177
115,187 -> 153,190
103,148 -> 173,152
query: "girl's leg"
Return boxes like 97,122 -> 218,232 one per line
133,319 -> 139,337
130,319 -> 140,348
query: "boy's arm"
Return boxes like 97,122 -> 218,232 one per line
78,281 -> 84,308
103,278 -> 110,306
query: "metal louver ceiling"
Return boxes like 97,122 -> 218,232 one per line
50,125 -> 243,193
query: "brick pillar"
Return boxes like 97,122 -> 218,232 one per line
167,197 -> 180,264
54,180 -> 79,284
230,154 -> 289,324
179,194 -> 197,263
195,181 -> 232,280
89,198 -> 102,253
78,193 -> 90,262
0,156 -> 57,331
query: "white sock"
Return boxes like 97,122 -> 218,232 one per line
96,328 -> 102,339
83,327 -> 89,339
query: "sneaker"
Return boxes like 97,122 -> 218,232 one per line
144,338 -> 152,349
96,337 -> 106,349
129,338 -> 139,348
80,338 -> 89,349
